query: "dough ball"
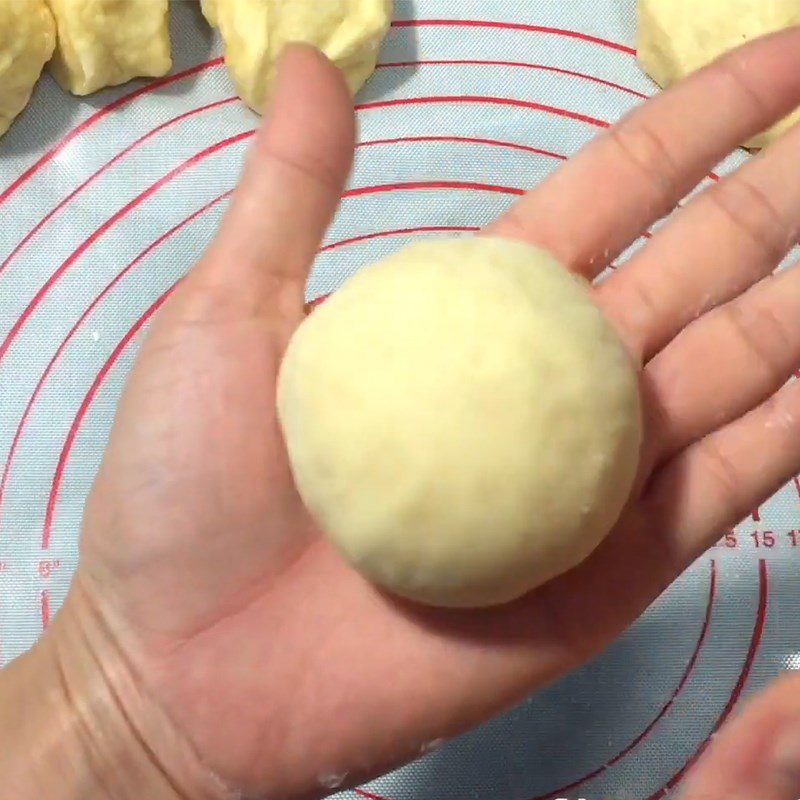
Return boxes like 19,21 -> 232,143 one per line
46,0 -> 172,95
278,238 -> 642,608
0,0 -> 56,138
201,0 -> 391,113
638,0 -> 800,149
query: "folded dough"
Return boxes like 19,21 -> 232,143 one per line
0,0 -> 56,137
202,0 -> 392,112
46,0 -> 172,95
638,0 -> 800,149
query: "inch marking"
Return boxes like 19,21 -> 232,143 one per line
38,559 -> 62,579
717,528 -> 799,553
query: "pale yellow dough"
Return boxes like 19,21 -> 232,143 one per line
0,0 -> 56,137
201,0 -> 392,113
46,0 -> 172,95
638,0 -> 800,149
278,238 -> 642,608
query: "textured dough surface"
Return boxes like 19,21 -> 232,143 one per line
46,0 -> 172,95
638,0 -> 800,149
0,0 -> 56,137
278,238 -> 642,608
201,0 -> 391,112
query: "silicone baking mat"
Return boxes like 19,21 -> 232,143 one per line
1,2 -> 798,798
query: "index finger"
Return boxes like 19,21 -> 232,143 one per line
486,27 -> 800,277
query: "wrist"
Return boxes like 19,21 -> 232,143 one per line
0,581 -> 230,800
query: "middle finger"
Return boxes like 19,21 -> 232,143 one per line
597,116 -> 800,365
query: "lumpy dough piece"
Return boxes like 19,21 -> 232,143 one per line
278,238 -> 642,608
638,0 -> 800,149
46,0 -> 171,95
0,0 -> 56,138
201,0 -> 219,28
201,0 -> 391,113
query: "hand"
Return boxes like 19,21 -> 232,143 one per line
681,671 -> 800,800
30,31 -> 800,799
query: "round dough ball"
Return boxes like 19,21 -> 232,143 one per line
201,0 -> 392,112
278,237 -> 642,608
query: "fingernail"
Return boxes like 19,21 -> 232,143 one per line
768,726 -> 800,794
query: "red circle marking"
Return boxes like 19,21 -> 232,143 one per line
358,96 -> 608,129
345,180 -> 523,200
320,226 -> 480,254
41,288 -> 173,550
529,560 -> 717,800
391,20 -> 636,55
645,559 -> 768,800
359,136 -> 568,160
0,97 -> 239,278
376,60 -> 647,99
0,94 -> 603,371
0,131 -> 257,368
0,192 -> 233,517
0,58 -> 225,206
355,791 -> 389,800
0,20 -> 631,206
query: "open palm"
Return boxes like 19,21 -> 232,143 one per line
63,34 -> 800,799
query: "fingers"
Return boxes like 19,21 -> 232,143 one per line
597,118 -> 800,364
486,27 -> 800,278
642,263 -> 800,468
193,44 -> 355,321
643,378 -> 800,567
682,672 -> 800,800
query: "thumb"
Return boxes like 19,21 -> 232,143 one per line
681,672 -> 800,800
190,43 -> 356,324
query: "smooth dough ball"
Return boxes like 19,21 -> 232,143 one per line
278,238 -> 642,608
46,0 -> 172,95
201,0 -> 391,112
0,0 -> 56,138
638,0 -> 800,149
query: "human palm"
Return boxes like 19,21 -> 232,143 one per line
64,36 -> 800,799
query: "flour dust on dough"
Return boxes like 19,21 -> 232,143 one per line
278,237 -> 642,609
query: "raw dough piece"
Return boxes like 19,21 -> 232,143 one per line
0,0 -> 56,138
46,0 -> 172,95
278,238 -> 642,608
201,0 -> 392,113
638,0 -> 800,149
